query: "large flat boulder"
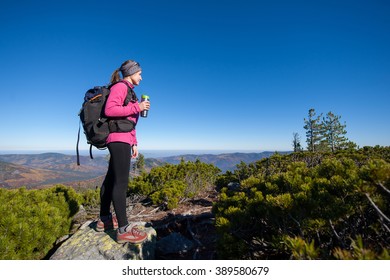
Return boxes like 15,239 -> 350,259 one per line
50,221 -> 156,260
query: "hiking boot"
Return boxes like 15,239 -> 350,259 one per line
96,214 -> 118,232
116,225 -> 148,244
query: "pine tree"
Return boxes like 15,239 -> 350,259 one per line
322,111 -> 348,152
292,132 -> 302,152
303,109 -> 323,152
135,153 -> 145,171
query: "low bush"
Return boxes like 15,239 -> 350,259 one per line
214,147 -> 390,259
0,185 -> 81,260
128,159 -> 221,209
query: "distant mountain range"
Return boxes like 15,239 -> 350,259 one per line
0,153 -> 108,189
0,151 -> 288,189
156,151 -> 286,172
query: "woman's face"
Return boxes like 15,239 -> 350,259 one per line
130,71 -> 142,86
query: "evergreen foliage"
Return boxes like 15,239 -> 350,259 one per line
303,108 -> 352,152
79,188 -> 100,208
304,108 -> 323,152
213,146 -> 390,259
0,185 -> 81,260
128,159 -> 221,209
292,132 -> 303,152
1,145 -> 389,260
322,111 -> 349,152
135,153 -> 146,172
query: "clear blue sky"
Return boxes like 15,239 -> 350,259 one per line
1,0 -> 389,152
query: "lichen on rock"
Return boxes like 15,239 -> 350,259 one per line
50,221 -> 156,260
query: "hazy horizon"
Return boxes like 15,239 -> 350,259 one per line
0,148 -> 286,158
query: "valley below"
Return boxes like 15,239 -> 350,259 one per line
0,151 -> 283,189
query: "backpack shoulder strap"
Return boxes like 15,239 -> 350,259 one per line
109,81 -> 137,105
76,122 -> 81,165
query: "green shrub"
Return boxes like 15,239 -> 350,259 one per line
0,185 -> 81,260
80,188 -> 100,208
333,236 -> 389,260
150,180 -> 186,209
214,147 -> 390,259
128,159 -> 221,209
283,236 -> 319,260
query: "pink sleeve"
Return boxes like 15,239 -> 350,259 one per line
105,83 -> 141,117
131,129 -> 137,146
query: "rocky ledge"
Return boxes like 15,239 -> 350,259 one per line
48,190 -> 218,260
50,221 -> 156,260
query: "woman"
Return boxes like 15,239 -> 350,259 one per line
96,59 -> 150,244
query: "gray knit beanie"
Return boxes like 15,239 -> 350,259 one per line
120,60 -> 142,77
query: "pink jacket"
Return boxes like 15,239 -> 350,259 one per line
104,80 -> 140,146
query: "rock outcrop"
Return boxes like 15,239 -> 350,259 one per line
50,221 -> 156,260
156,232 -> 194,255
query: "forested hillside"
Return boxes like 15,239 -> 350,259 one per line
0,153 -> 108,188
155,152 -> 285,172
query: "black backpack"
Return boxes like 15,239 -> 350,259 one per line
76,81 -> 137,165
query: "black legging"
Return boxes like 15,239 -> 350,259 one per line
100,142 -> 131,228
